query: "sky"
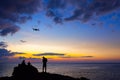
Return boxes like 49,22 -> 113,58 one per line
0,0 -> 120,63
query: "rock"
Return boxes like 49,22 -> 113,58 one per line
12,60 -> 38,80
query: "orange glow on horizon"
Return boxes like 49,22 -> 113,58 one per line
7,40 -> 120,62
11,51 -> 120,62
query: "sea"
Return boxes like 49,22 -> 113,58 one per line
0,63 -> 120,80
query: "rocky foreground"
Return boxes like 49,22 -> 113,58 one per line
0,61 -> 90,80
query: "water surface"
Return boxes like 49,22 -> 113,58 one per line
0,63 -> 120,80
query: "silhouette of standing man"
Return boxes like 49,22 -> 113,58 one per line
42,56 -> 47,72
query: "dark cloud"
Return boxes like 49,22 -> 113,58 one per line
0,0 -> 41,36
0,48 -> 27,60
11,52 -> 26,54
64,9 -> 83,21
19,16 -> 32,24
0,0 -> 41,22
92,0 -> 120,15
80,56 -> 94,58
46,10 -> 56,17
46,10 -> 62,24
0,0 -> 120,35
20,40 -> 27,43
54,17 -> 62,24
60,55 -> 94,58
0,49 -> 14,57
0,41 -> 26,58
44,0 -> 120,23
33,52 -> 65,56
47,0 -> 66,9
0,41 -> 8,48
64,0 -> 120,22
0,22 -> 20,36
45,0 -> 66,24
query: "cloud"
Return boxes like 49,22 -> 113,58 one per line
53,17 -> 62,24
0,22 -> 20,36
11,52 -> 26,54
80,56 -> 94,58
0,0 -> 120,36
60,55 -> 94,59
0,0 -> 41,22
64,0 -> 120,22
0,48 -> 14,57
0,41 -> 8,48
44,0 -> 120,23
0,49 -> 26,58
0,41 -> 26,58
33,52 -> 65,56
46,10 -> 56,17
45,9 -> 63,24
20,40 -> 27,43
47,0 -> 66,9
44,0 -> 66,24
0,0 -> 41,36
0,49 -> 28,64
64,9 -> 83,21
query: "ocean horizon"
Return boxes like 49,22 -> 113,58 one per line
0,62 -> 120,80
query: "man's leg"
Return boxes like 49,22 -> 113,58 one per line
42,65 -> 44,72
45,66 -> 46,72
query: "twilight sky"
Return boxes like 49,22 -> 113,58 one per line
0,0 -> 120,63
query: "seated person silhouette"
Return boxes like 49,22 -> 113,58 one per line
28,61 -> 31,66
42,56 -> 48,72
21,60 -> 26,66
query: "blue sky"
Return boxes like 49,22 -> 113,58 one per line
0,0 -> 120,63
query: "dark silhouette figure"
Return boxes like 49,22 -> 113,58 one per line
21,60 -> 26,66
42,56 -> 48,72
